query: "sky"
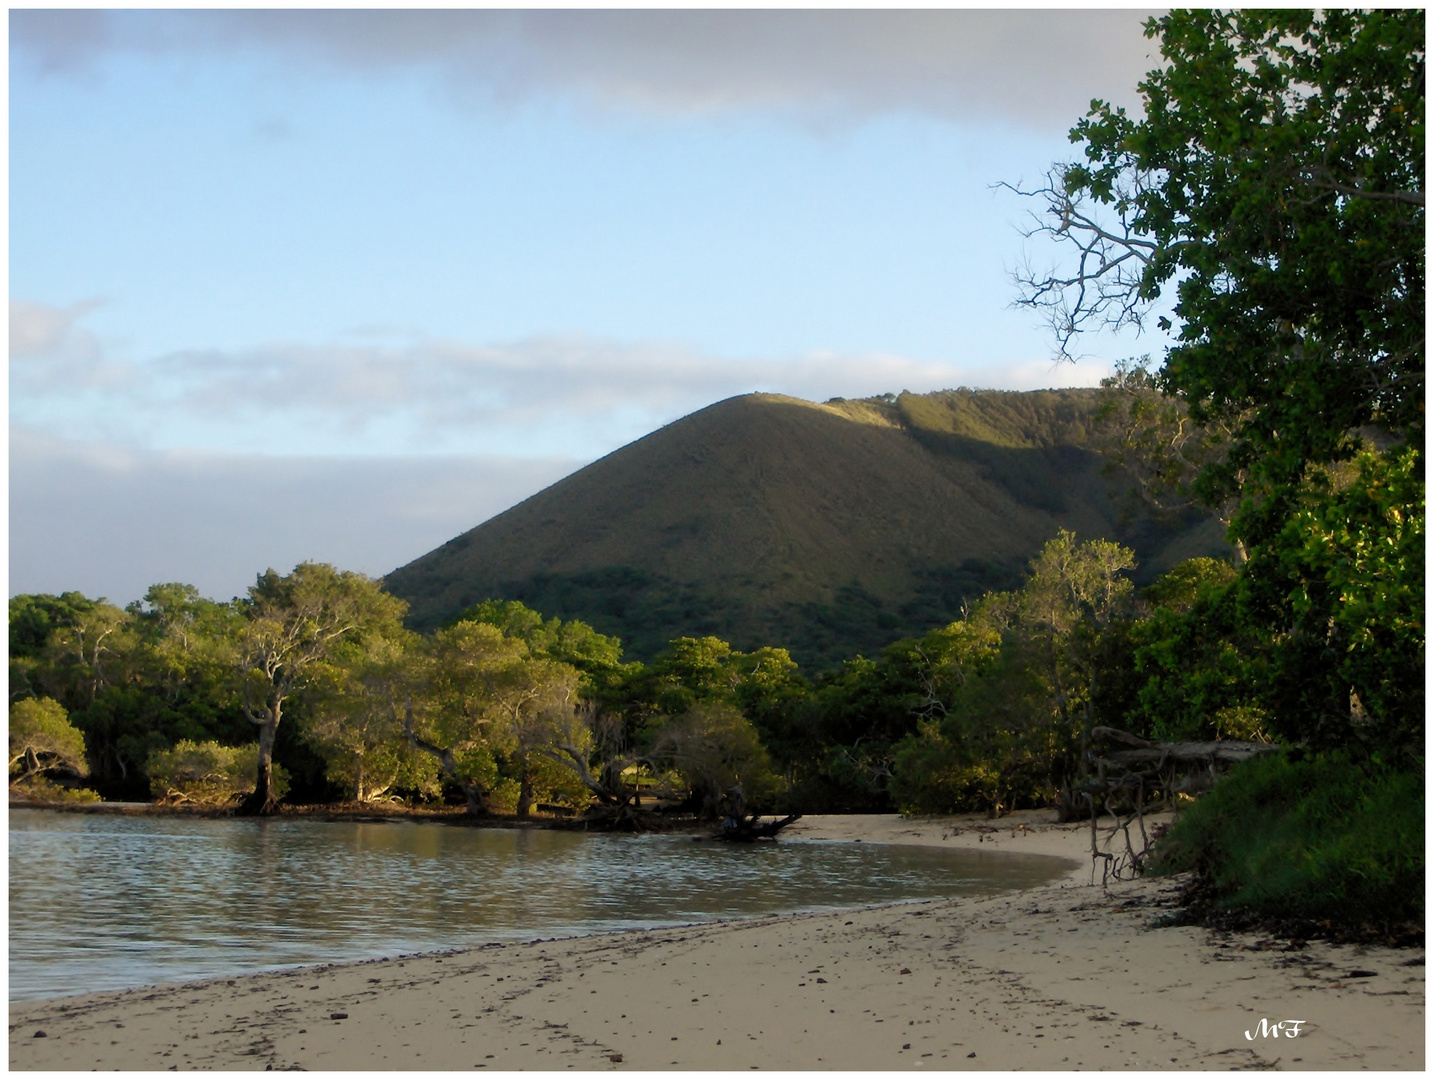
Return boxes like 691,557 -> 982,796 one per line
10,8 -> 1173,605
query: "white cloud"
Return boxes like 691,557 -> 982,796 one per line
9,298 -> 103,360
9,426 -> 580,604
12,306 -> 1110,459
11,10 -> 1163,129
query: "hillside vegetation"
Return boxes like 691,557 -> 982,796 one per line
384,388 -> 1226,666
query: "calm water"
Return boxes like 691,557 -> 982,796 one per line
9,810 -> 1070,1001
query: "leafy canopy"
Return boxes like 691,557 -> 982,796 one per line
9,697 -> 89,781
1022,9 -> 1424,542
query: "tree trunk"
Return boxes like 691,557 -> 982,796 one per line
516,771 -> 533,819
239,713 -> 280,816
462,782 -> 487,816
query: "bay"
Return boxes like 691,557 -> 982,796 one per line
9,809 -> 1070,1001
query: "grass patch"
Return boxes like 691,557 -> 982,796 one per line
1149,751 -> 1424,929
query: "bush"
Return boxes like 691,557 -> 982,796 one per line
9,775 -> 102,804
1149,751 -> 1424,926
147,741 -> 289,806
9,697 -> 89,782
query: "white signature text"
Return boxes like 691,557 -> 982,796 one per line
1245,1018 -> 1308,1040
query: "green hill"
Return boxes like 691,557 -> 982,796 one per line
384,389 -> 1228,668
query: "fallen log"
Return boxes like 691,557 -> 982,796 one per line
1088,726 -> 1278,763
1103,744 -> 1277,766
717,812 -> 802,842
1078,726 -> 1281,884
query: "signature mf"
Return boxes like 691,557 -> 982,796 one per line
1246,1018 -> 1307,1040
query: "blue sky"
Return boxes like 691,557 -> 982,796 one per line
10,9 -> 1170,603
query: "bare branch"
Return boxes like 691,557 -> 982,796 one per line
997,167 -> 1171,362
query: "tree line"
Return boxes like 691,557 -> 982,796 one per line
8,476 -> 1420,822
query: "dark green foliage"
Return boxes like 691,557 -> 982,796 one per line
1240,446 -> 1424,757
1130,599 -> 1265,745
1140,557 -> 1236,614
1063,10 -> 1424,546
1020,9 -> 1425,768
1149,752 -> 1424,926
1129,447 -> 1424,755
762,657 -> 909,812
9,592 -> 97,662
890,641 -> 1053,814
272,700 -> 343,804
69,685 -> 253,801
486,567 -> 732,662
1128,564 -> 1270,744
9,587 -> 254,799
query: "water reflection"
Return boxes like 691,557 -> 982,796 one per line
9,810 -> 1071,1001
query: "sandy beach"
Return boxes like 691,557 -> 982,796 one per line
9,810 -> 1424,1070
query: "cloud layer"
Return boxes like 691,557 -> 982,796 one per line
11,298 -> 1111,603
10,427 -> 580,604
12,9 -> 1162,127
12,299 -> 1111,459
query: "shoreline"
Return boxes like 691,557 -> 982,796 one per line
10,811 -> 1424,1070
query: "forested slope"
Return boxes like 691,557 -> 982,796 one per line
385,388 -> 1226,667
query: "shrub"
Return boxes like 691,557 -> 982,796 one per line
9,775 -> 102,804
9,697 -> 89,782
1149,751 -> 1424,926
147,741 -> 289,806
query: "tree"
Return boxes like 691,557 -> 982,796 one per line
411,620 -> 580,815
146,740 -> 289,806
1012,10 -> 1423,544
236,563 -> 409,814
1129,563 -> 1270,744
1013,530 -> 1138,741
9,592 -> 100,703
9,586 -> 256,798
650,702 -> 781,818
452,599 -> 624,676
891,639 -> 1054,815
38,599 -> 136,709
1243,445 -> 1424,754
9,697 -> 89,786
889,532 -> 1139,816
301,631 -> 438,804
127,584 -> 244,702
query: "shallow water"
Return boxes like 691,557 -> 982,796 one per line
9,809 -> 1070,1001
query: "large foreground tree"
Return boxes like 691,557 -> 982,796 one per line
1013,9 -> 1423,543
1012,10 -> 1423,752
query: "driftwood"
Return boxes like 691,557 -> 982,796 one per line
1081,726 -> 1278,885
714,785 -> 801,842
574,796 -> 667,832
718,813 -> 802,842
1089,726 -> 1279,767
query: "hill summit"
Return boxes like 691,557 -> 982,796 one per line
384,389 -> 1227,667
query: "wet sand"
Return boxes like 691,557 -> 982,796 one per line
9,810 -> 1424,1070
